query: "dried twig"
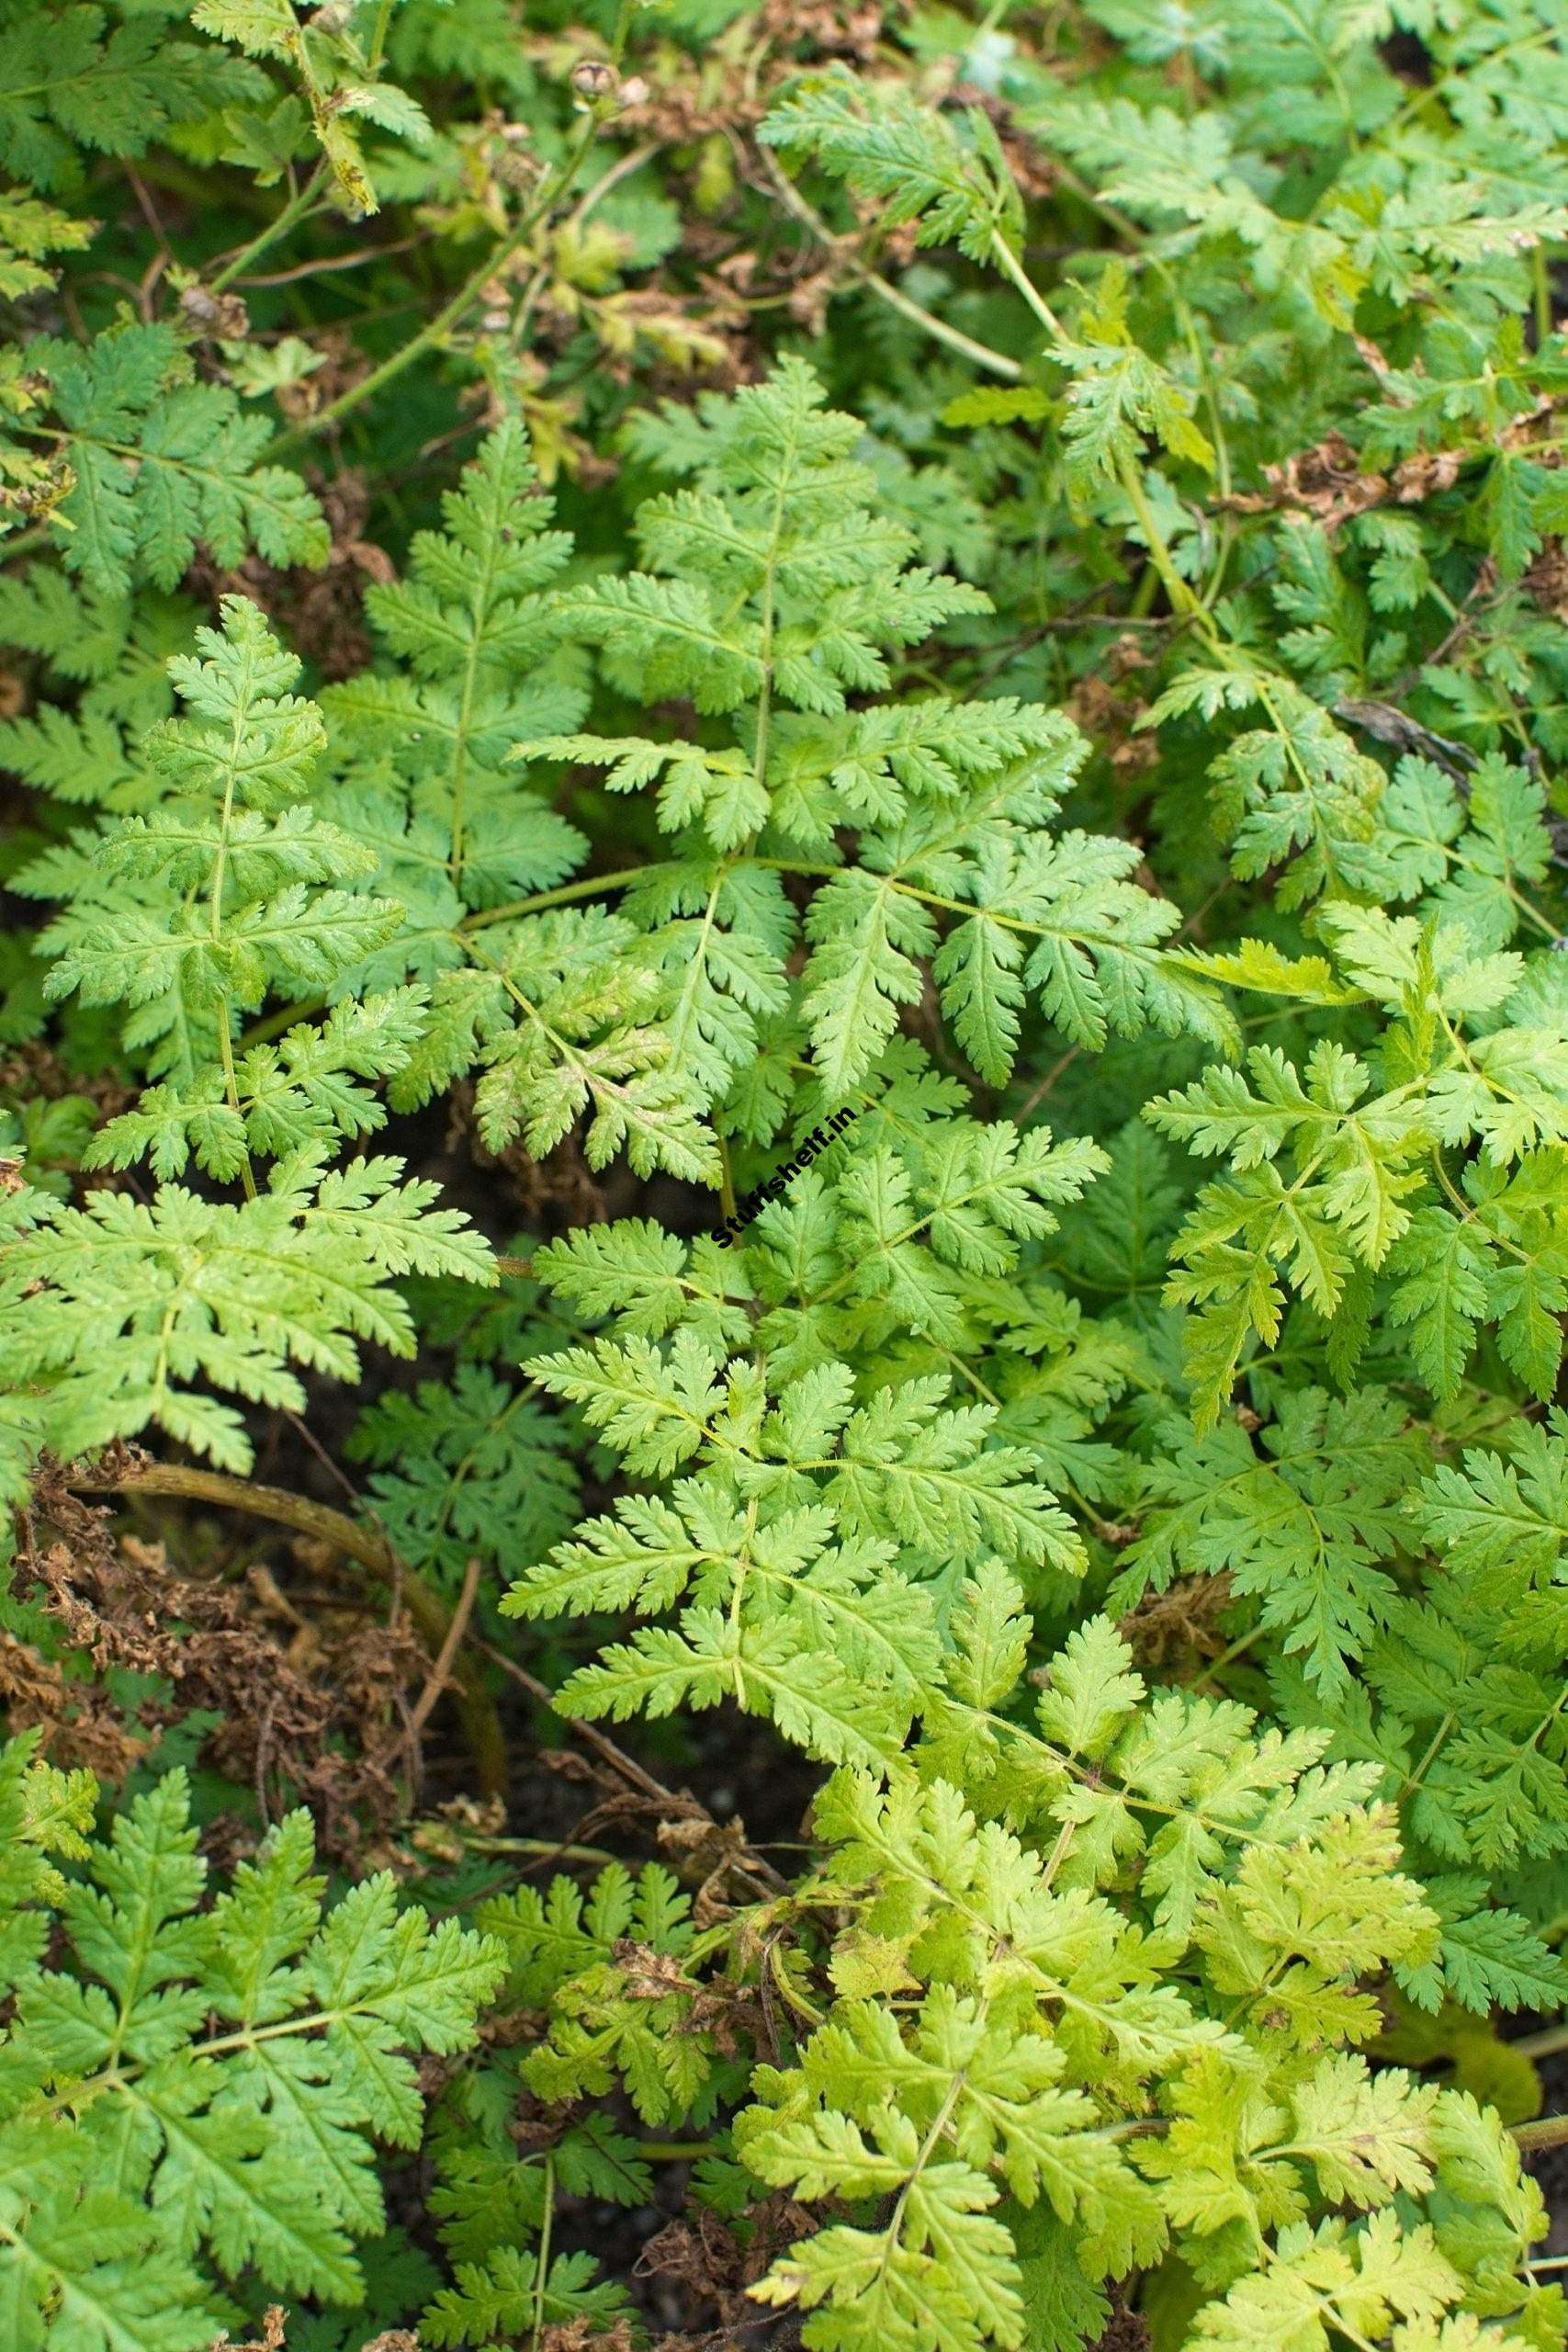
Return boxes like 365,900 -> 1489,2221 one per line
477,1638 -> 789,1898
409,1555 -> 482,1737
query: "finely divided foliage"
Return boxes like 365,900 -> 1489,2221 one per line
0,1735 -> 502,2345
5,3 -> 1568,2349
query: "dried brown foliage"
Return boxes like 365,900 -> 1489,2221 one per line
0,1621 -> 148,1780
1525,537 -> 1568,618
1118,1570 -> 1237,1673
537,2319 -> 639,2352
208,2312 -> 287,2352
208,2323 -> 418,2352
637,2188 -> 821,2330
14,1464 -> 432,1855
0,1039 -> 134,1132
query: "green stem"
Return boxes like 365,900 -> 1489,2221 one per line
1193,1621 -> 1269,1688
458,1835 -> 617,1864
216,1023 -> 257,1203
748,401 -> 799,803
1116,455 -> 1199,618
984,231 -> 1216,627
367,0 -> 396,73
209,164 -> 329,295
265,116 -> 604,455
760,153 -> 1021,379
448,529 -> 500,876
240,997 -> 326,1048
863,266 -> 1022,379
987,232 -> 1066,343
209,696 -> 257,1201
0,521 -> 51,565
531,2153 -> 555,2350
460,864 -> 653,929
1397,1706 -> 1458,1802
1513,2112 -> 1568,2152
871,2062 -> 973,2305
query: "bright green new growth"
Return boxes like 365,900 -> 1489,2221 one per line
450,1601 -> 1557,2352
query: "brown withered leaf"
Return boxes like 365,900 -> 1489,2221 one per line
615,0 -> 879,150
784,267 -> 835,336
739,2189 -> 824,2287
0,1626 -> 148,1780
638,2188 -> 823,2340
17,1469 -> 430,1858
538,2320 -> 639,2352
1525,537 -> 1568,619
637,2205 -> 742,2310
1264,431 -> 1389,527
609,1937 -> 749,2059
1335,697 -> 1478,781
180,283 -> 251,342
658,1811 -> 758,1922
759,0 -> 882,55
611,1939 -> 694,2004
1390,447 -> 1463,503
0,1039 -> 134,1135
1118,1572 -> 1235,1673
1089,2294 -> 1153,2352
208,2311 -> 287,2352
1065,673 -> 1158,778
